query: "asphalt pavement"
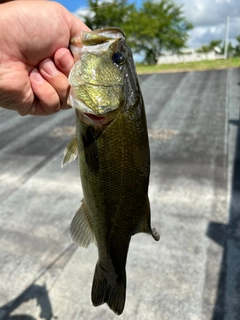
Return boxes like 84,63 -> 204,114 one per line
0,69 -> 240,320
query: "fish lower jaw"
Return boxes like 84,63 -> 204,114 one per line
68,95 -> 110,122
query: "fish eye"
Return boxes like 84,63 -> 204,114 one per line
112,52 -> 126,65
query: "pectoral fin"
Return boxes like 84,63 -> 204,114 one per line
61,136 -> 78,168
69,200 -> 97,248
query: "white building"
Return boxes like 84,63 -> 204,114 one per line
157,48 -> 224,64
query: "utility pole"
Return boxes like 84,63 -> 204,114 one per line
224,16 -> 229,59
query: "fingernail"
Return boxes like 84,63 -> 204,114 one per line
30,69 -> 44,83
58,50 -> 73,69
41,58 -> 59,76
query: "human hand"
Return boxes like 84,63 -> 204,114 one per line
0,1 -> 90,115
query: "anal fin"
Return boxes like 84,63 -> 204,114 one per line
151,227 -> 160,241
134,219 -> 160,241
69,200 -> 96,248
133,196 -> 160,241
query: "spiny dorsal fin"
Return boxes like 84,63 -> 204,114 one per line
61,136 -> 78,168
69,200 -> 97,248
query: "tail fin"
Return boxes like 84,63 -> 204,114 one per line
91,260 -> 126,315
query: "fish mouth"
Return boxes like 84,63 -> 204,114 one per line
68,92 -> 120,127
84,113 -> 106,122
76,108 -> 119,128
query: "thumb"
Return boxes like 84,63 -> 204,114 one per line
64,10 -> 91,38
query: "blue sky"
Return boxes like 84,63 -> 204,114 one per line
57,0 -> 88,12
56,0 -> 141,13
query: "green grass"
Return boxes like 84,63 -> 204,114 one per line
136,57 -> 240,74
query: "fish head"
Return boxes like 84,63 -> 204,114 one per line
68,27 -> 139,128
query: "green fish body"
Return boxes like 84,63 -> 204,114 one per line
62,27 -> 159,315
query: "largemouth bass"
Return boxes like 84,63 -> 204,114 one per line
62,27 -> 160,315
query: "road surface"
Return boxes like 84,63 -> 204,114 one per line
0,69 -> 240,320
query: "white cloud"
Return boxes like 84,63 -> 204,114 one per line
74,1 -> 240,49
74,6 -> 90,18
177,0 -> 240,48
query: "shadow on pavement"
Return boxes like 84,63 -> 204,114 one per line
0,239 -> 76,320
207,222 -> 227,320
207,108 -> 240,320
0,283 -> 53,320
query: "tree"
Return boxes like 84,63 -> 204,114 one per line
196,38 -> 240,58
128,0 -> 193,64
80,0 -> 193,64
226,41 -> 235,57
79,0 -> 135,32
234,35 -> 240,57
197,40 -> 222,54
